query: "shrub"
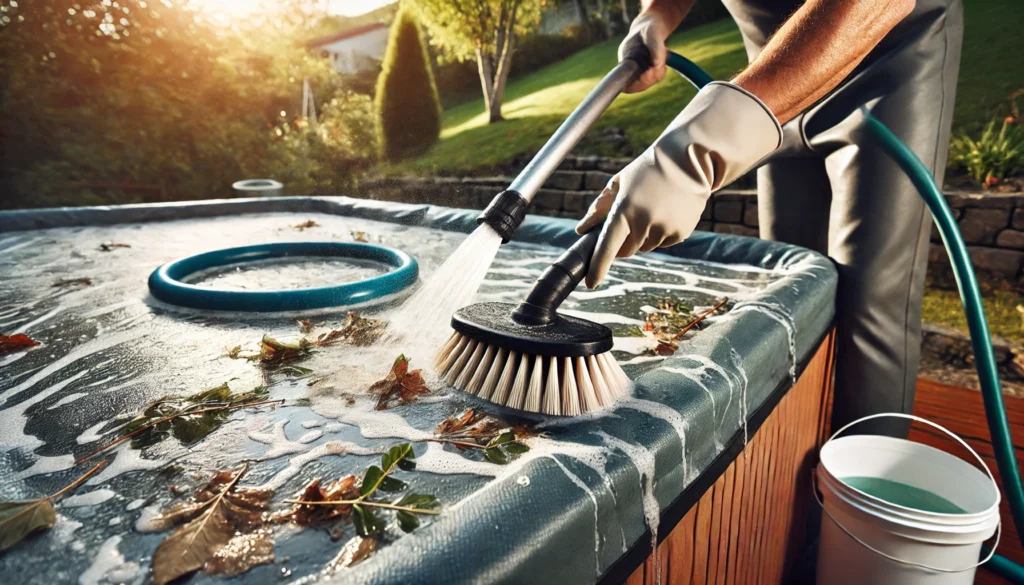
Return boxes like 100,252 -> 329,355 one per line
374,5 -> 442,161
950,118 -> 1024,187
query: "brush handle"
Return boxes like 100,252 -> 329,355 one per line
512,229 -> 601,325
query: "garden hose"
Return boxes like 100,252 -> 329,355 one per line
664,50 -> 1024,579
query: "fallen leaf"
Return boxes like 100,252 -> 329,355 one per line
296,319 -> 314,334
293,220 -> 320,231
433,410 -> 534,464
204,528 -> 275,577
0,500 -> 55,552
323,536 -> 376,574
282,476 -> 360,531
51,277 -> 92,288
259,335 -> 312,364
0,461 -> 107,552
642,297 -> 728,356
0,334 -> 39,357
315,312 -> 385,347
151,465 -> 274,585
98,242 -> 131,251
369,355 -> 429,410
350,231 -> 370,243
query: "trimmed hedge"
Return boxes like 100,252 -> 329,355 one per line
374,5 -> 442,161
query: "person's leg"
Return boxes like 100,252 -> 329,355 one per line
756,157 -> 831,253
806,0 -> 963,438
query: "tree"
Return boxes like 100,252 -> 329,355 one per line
374,4 -> 442,161
416,0 -> 544,123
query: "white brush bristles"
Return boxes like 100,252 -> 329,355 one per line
435,332 -> 631,415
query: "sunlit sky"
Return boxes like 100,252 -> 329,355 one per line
199,0 -> 396,19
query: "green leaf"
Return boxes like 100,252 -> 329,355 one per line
352,504 -> 382,537
486,431 -> 515,448
397,493 -> 439,510
396,454 -> 416,472
0,499 -> 57,552
360,466 -> 384,497
377,476 -> 406,493
278,365 -> 313,377
484,448 -> 508,465
504,442 -> 530,455
395,510 -> 419,533
389,443 -> 416,471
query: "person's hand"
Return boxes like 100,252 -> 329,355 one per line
619,11 -> 674,93
576,82 -> 783,288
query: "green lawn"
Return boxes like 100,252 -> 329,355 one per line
923,284 -> 1024,343
397,0 -> 1021,176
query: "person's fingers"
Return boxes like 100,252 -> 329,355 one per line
624,64 -> 667,94
576,177 -> 618,234
638,226 -> 666,254
617,216 -> 649,258
586,207 -> 630,289
659,234 -> 685,249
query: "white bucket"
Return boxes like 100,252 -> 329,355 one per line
815,413 -> 1001,585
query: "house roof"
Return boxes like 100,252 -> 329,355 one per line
307,22 -> 389,47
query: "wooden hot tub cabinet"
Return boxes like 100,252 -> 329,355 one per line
621,329 -> 836,585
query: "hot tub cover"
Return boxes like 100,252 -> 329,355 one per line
0,196 -> 836,585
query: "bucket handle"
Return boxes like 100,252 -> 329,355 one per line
815,412 -> 1001,573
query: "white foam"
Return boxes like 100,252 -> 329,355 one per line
298,430 -> 323,444
47,392 -> 89,410
78,535 -> 125,585
616,398 -> 688,483
62,489 -> 117,508
416,442 -> 502,477
732,301 -> 797,384
0,369 -> 90,451
258,440 -> 379,491
599,432 -> 663,584
134,504 -> 162,533
86,447 -> 164,486
125,498 -> 145,511
300,420 -> 322,429
52,515 -> 83,545
335,406 -> 433,442
248,420 -> 307,460
324,423 -> 344,434
612,337 -> 654,355
560,310 -> 644,326
77,420 -> 111,445
728,348 -> 750,450
108,516 -> 122,526
14,454 -> 77,480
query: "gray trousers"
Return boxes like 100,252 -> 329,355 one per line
722,0 -> 964,437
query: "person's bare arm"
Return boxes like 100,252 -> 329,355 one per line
732,0 -> 915,123
627,0 -> 915,123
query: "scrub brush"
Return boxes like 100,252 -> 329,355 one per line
435,230 -> 631,416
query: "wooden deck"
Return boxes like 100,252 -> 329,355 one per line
911,378 -> 1024,585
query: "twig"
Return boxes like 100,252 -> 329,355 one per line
425,438 -> 490,451
669,298 -> 729,342
75,399 -> 284,464
282,499 -> 441,515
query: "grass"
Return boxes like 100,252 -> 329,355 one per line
395,0 -> 1021,176
922,283 -> 1024,343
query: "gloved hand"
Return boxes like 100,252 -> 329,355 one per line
619,11 -> 674,94
576,81 -> 783,288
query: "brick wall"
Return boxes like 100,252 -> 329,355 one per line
359,156 -> 1024,284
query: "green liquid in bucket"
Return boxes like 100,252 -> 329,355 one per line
841,477 -> 966,514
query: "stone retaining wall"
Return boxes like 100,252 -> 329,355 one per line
360,156 -> 1024,284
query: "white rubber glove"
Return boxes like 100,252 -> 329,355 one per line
619,11 -> 673,93
576,81 -> 782,288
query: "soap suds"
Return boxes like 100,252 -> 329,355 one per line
298,429 -> 323,444
300,420 -> 322,429
78,535 -> 125,585
258,440 -> 378,491
616,398 -> 688,483
125,498 -> 145,511
248,420 -> 307,460
14,454 -> 77,480
63,489 -> 117,508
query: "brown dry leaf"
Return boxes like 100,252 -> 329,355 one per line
293,220 -> 320,231
282,476 -> 360,530
315,312 -> 385,347
98,242 -> 131,251
52,277 -> 93,288
204,528 -> 275,577
259,335 -> 312,364
369,355 -> 429,410
350,231 -> 370,243
297,319 -> 314,334
0,334 -> 40,356
323,536 -> 377,574
151,465 -> 274,585
0,499 -> 55,552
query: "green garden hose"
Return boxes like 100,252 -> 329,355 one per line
665,50 -> 1024,580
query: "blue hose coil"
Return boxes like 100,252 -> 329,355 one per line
148,242 -> 418,312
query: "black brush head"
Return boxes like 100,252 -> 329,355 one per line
452,302 -> 613,358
